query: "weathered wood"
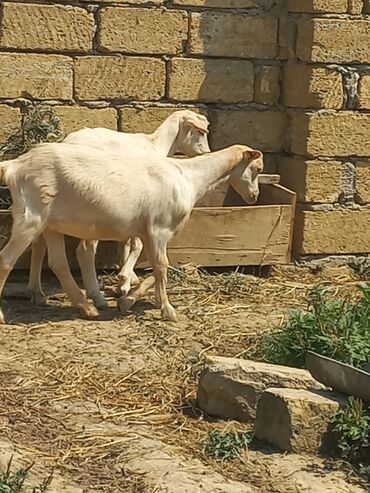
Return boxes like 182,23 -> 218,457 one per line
258,184 -> 296,206
144,204 -> 292,267
258,174 -> 280,185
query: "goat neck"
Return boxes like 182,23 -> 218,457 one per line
176,145 -> 248,207
150,113 -> 181,157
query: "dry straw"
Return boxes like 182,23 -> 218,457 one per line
0,265 -> 363,492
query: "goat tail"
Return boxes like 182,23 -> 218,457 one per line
0,160 -> 11,186
0,163 -> 6,186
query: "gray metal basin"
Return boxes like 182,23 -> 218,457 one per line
306,351 -> 370,404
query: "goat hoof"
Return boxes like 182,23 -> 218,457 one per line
117,296 -> 136,315
91,295 -> 108,310
29,291 -> 47,306
161,305 -> 177,322
118,277 -> 131,298
119,286 -> 131,298
79,302 -> 99,319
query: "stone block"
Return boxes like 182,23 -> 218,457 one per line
297,18 -> 370,63
254,66 -> 280,106
294,210 -> 370,254
0,2 -> 94,52
54,106 -> 118,135
98,8 -> 187,55
75,56 -> 165,101
355,162 -> 370,204
348,0 -> 364,14
278,157 -> 342,203
357,75 -> 370,109
189,13 -> 278,58
287,0 -> 347,12
283,65 -> 343,109
174,0 -> 256,7
82,0 -> 162,3
290,111 -> 370,157
0,53 -> 73,100
210,110 -> 287,152
169,58 -> 254,103
196,356 -> 326,421
254,388 -> 345,453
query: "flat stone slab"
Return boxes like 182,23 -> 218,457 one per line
254,387 -> 346,453
197,356 -> 327,421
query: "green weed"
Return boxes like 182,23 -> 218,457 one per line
205,430 -> 253,460
260,284 -> 370,369
331,397 -> 370,480
0,457 -> 53,493
0,104 -> 64,160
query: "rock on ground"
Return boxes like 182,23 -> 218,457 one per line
197,356 -> 326,421
254,387 -> 346,453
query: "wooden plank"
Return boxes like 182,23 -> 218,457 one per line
135,204 -> 292,267
258,184 -> 296,206
258,174 -> 280,185
197,183 -> 294,208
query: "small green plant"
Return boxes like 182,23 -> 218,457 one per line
331,397 -> 370,479
205,430 -> 253,460
0,104 -> 65,209
260,285 -> 370,368
0,104 -> 64,160
0,457 -> 53,493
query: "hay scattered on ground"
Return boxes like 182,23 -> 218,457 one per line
0,265 -> 367,492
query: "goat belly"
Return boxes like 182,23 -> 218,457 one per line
47,200 -> 140,241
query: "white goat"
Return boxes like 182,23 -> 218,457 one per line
27,110 -> 210,309
0,142 -> 263,324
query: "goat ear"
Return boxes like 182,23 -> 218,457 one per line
244,150 -> 262,161
184,115 -> 209,134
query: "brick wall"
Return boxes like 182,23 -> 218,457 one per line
0,0 -> 369,258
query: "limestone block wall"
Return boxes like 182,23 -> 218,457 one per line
281,0 -> 370,257
0,0 -> 369,258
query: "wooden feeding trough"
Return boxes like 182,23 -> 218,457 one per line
0,175 -> 296,270
164,179 -> 296,267
107,173 -> 296,269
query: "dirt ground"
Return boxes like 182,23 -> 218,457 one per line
0,264 -> 369,493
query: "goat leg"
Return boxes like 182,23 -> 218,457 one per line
27,234 -> 47,306
43,230 -> 99,319
118,236 -> 143,297
76,240 -> 108,310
